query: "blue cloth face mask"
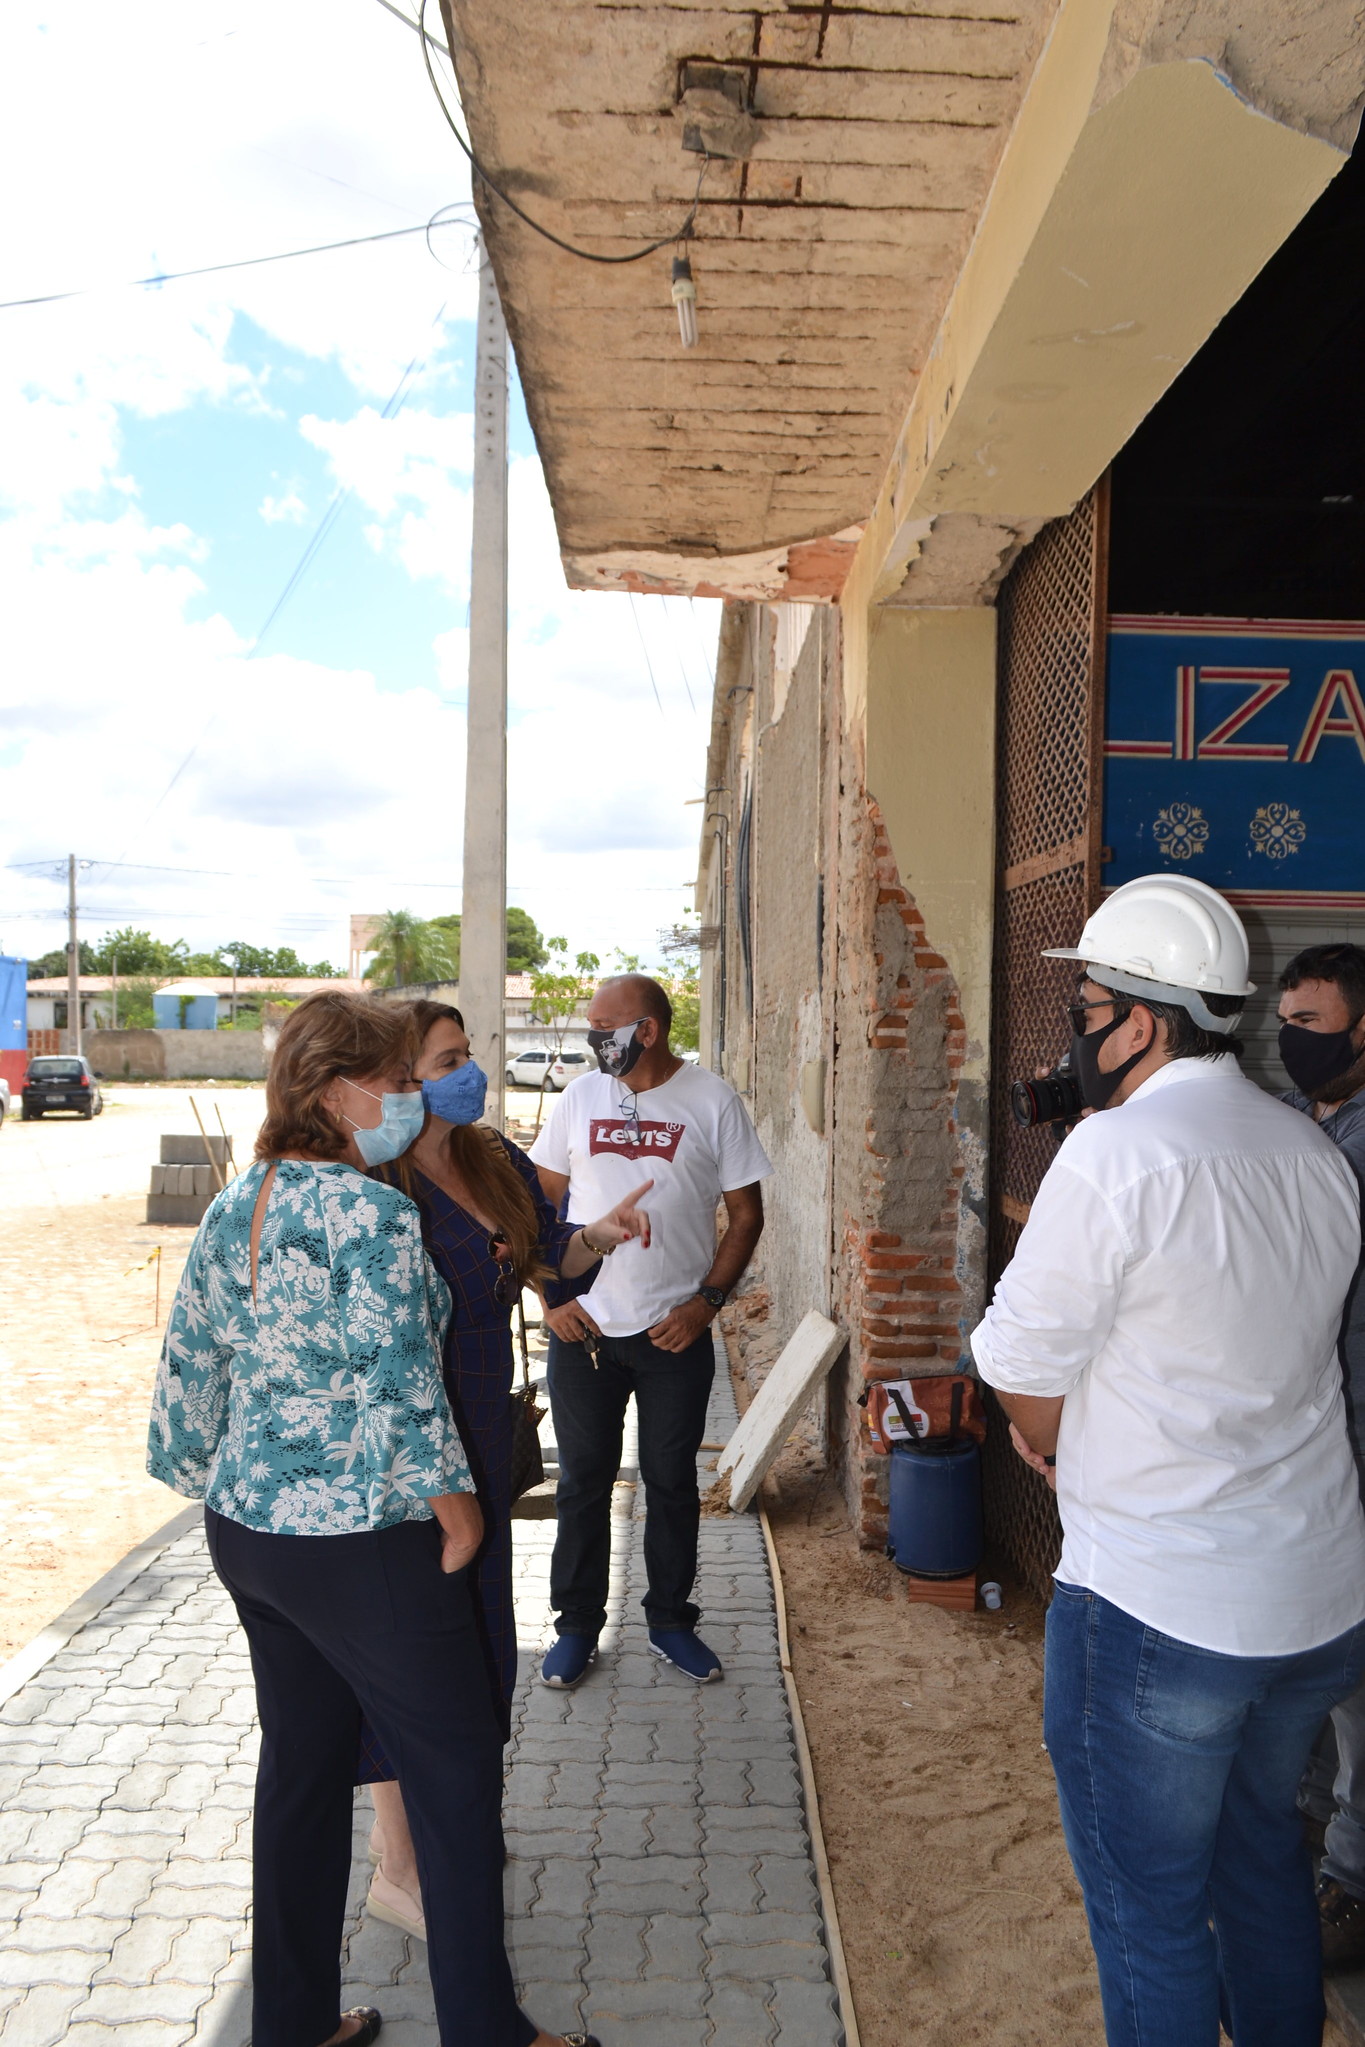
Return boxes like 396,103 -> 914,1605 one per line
422,1060 -> 488,1126
341,1082 -> 426,1166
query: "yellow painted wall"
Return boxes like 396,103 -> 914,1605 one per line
865,609 -> 997,1073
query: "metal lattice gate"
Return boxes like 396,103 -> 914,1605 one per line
984,482 -> 1109,1602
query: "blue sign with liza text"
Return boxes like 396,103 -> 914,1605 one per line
1103,617 -> 1365,906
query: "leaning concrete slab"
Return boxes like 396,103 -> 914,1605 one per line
717,1311 -> 845,1513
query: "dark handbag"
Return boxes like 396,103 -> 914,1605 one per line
508,1293 -> 547,1501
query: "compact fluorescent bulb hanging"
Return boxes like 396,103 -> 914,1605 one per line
671,253 -> 698,348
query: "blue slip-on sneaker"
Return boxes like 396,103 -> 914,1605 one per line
648,1628 -> 724,1683
540,1633 -> 599,1689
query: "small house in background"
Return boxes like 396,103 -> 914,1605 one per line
153,985 -> 220,1031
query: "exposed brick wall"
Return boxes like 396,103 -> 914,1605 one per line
834,797 -> 980,1551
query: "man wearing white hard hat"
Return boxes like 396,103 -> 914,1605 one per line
973,874 -> 1365,2047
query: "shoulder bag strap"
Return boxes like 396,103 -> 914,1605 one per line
249,1161 -> 279,1307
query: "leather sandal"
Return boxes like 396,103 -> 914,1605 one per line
336,2008 -> 382,2047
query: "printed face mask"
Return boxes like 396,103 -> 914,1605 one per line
1279,1021 -> 1364,1099
588,1019 -> 648,1078
421,1060 -> 487,1126
341,1082 -> 426,1166
1069,1012 -> 1149,1112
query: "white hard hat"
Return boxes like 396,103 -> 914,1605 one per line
1043,875 -> 1254,1036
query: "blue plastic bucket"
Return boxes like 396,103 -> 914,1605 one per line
886,1437 -> 982,1578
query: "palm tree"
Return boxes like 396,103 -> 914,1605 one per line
362,911 -> 456,990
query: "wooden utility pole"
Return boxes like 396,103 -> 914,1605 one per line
461,238 -> 509,1128
66,853 -> 82,1056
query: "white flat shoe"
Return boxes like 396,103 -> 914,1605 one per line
366,1869 -> 426,1942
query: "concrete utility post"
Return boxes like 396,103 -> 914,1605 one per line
66,853 -> 82,1057
461,238 -> 509,1128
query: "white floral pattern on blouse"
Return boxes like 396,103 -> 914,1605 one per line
147,1160 -> 472,1534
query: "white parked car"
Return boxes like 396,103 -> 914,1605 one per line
547,1049 -> 594,1090
505,1048 -> 555,1090
0,1075 -> 9,1127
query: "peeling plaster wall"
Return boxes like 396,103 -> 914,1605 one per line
749,615 -> 832,1374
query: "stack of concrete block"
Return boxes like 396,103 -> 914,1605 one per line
145,1133 -> 234,1225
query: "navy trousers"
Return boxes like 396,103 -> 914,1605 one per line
205,1508 -> 536,2047
547,1326 -> 715,1637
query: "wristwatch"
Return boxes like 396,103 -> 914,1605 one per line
695,1285 -> 726,1312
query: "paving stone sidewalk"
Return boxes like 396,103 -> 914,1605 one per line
0,1352 -> 845,2047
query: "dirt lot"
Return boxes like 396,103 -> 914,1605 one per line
761,1444 -> 1102,2047
0,1084 -> 267,1657
760,1436 -> 1353,2047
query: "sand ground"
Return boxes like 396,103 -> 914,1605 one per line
0,1083 -> 268,1656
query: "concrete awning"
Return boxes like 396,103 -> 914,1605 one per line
445,0 -> 1363,608
444,0 -> 1059,598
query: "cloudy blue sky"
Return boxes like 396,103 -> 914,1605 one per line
0,0 -> 717,973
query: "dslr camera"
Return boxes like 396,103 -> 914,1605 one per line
1010,1055 -> 1084,1129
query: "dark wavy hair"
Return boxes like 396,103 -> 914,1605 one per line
392,999 -> 552,1287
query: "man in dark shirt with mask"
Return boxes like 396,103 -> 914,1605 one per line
1280,942 -> 1365,1970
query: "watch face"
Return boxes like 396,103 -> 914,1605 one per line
699,1286 -> 725,1308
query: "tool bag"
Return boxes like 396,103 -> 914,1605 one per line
508,1293 -> 547,1501
864,1374 -> 986,1456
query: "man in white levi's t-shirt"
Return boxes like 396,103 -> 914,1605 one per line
529,974 -> 770,1690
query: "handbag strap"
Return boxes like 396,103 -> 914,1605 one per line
516,1289 -> 532,1394
885,1386 -> 923,1442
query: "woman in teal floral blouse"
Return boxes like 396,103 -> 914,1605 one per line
148,991 -> 598,2047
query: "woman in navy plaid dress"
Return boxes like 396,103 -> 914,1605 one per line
362,1001 -> 653,1943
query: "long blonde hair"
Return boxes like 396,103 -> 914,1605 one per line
400,999 -> 552,1286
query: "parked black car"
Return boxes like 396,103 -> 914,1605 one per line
21,1055 -> 104,1120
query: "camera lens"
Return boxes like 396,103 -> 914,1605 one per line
1011,1071 -> 1085,1128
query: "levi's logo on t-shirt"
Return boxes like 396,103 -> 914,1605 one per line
588,1119 -> 687,1162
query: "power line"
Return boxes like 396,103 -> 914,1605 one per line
627,593 -> 667,721
371,0 -> 450,54
0,206 -> 475,315
413,0 -> 710,266
665,599 -> 698,716
103,309 -> 447,873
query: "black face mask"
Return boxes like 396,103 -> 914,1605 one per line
1070,1013 -> 1149,1111
587,1019 -> 647,1079
1279,1021 -> 1363,1098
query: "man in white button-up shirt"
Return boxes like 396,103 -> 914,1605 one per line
973,876 -> 1365,2047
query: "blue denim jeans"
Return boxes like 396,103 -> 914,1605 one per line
547,1326 -> 715,1637
1045,1581 -> 1365,2047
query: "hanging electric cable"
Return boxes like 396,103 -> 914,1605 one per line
415,0 -> 710,265
0,204 -> 476,315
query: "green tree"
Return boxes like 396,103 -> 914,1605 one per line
219,941 -> 343,978
527,938 -> 600,1131
423,906 -> 547,979
87,928 -> 189,975
362,911 -> 457,989
29,942 -> 95,979
505,907 -> 547,973
657,913 -> 702,1052
112,976 -> 160,1030
661,958 -> 700,1052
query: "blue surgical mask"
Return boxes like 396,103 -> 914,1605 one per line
341,1082 -> 426,1166
422,1061 -> 488,1126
